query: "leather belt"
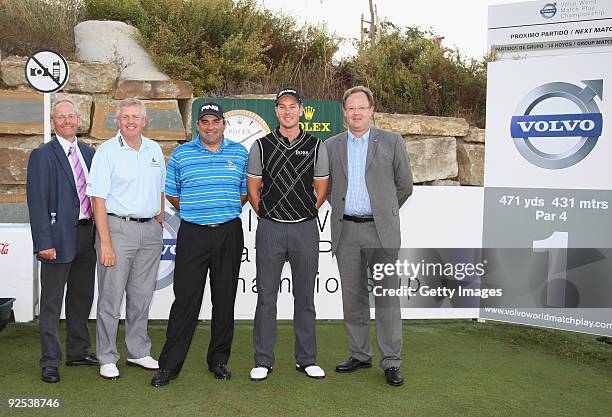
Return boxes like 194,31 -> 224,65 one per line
200,217 -> 238,228
108,213 -> 152,223
343,214 -> 374,223
77,218 -> 93,225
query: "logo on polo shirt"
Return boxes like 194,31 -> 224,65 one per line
151,157 -> 161,168
226,160 -> 236,169
295,150 -> 309,156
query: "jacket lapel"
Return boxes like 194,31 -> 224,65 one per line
338,131 -> 348,178
51,137 -> 77,194
77,141 -> 93,170
365,127 -> 379,171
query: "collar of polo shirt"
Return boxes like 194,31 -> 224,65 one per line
116,131 -> 150,151
194,135 -> 228,153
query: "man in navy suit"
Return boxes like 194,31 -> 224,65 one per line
26,99 -> 99,383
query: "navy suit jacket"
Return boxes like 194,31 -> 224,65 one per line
26,136 -> 95,263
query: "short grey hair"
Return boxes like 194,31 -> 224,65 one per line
115,98 -> 147,120
342,86 -> 375,108
51,99 -> 80,118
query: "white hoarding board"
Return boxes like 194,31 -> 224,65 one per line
85,186 -> 483,320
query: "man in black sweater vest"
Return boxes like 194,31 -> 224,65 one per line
247,88 -> 329,380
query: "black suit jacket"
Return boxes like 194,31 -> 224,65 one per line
26,136 -> 95,263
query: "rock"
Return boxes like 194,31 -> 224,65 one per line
0,56 -> 27,86
456,141 -> 484,186
65,61 -> 117,93
90,97 -> 186,141
52,93 -> 93,133
405,136 -> 458,183
114,80 -> 193,99
0,135 -> 43,149
374,113 -> 469,137
423,179 -> 461,186
0,200 -> 29,223
1,56 -> 117,93
0,147 -> 30,184
158,141 -> 181,160
75,21 -> 169,80
0,185 -> 27,196
464,127 -> 485,143
177,98 -> 194,138
0,90 -> 43,134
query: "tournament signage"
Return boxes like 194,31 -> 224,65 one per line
488,0 -> 612,59
191,97 -> 344,149
483,0 -> 612,336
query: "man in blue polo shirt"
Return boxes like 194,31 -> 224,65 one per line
151,102 -> 248,387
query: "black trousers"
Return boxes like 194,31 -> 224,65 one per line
39,223 -> 96,368
159,218 -> 243,374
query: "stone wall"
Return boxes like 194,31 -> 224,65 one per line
0,55 -> 191,221
0,54 -> 485,222
374,115 -> 484,186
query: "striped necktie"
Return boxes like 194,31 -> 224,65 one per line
69,143 -> 92,218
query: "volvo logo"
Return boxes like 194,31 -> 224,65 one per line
510,80 -> 603,169
540,3 -> 557,19
156,207 -> 181,290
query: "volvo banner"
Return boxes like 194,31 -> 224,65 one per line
483,4 -> 612,335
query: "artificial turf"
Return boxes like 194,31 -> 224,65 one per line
0,320 -> 610,417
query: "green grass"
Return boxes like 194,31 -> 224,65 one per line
0,320 -> 610,417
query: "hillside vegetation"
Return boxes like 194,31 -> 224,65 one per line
0,0 -> 487,126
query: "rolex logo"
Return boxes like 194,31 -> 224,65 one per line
304,106 -> 316,121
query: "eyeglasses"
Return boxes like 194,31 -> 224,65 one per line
344,106 -> 371,114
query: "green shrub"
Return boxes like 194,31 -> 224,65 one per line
352,22 -> 488,126
0,0 -> 85,58
0,0 -> 487,126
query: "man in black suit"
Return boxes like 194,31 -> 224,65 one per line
26,99 -> 99,383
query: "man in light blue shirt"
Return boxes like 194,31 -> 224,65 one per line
87,98 -> 165,380
345,130 -> 372,216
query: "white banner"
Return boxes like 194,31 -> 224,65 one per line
25,186 -> 482,321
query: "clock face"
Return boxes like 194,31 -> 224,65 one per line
224,109 -> 271,150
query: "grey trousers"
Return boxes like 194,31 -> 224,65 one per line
95,216 -> 162,365
253,218 -> 319,367
336,220 -> 402,369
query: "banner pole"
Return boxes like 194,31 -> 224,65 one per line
43,93 -> 51,143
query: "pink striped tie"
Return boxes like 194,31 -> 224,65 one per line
69,143 -> 92,218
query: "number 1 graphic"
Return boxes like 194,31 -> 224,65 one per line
533,231 -> 568,307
